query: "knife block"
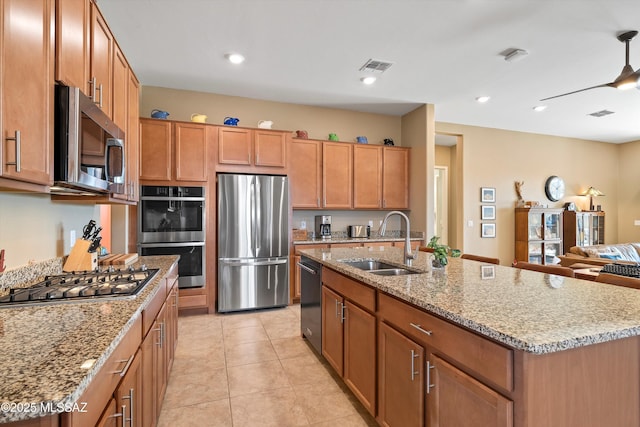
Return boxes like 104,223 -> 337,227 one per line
63,240 -> 98,272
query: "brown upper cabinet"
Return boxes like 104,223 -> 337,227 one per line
55,0 -> 90,90
353,145 -> 383,209
322,142 -> 353,209
290,139 -> 322,208
290,139 -> 410,210
217,127 -> 288,172
382,146 -> 410,209
139,119 -> 210,183
1,0 -> 54,190
88,2 -> 113,117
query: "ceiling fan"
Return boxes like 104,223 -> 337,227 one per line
540,30 -> 640,101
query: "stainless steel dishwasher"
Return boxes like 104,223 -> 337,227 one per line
299,256 -> 322,354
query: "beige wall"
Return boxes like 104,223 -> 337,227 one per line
436,122 -> 620,264
617,140 -> 640,241
142,86 -> 402,145
0,193 -> 99,268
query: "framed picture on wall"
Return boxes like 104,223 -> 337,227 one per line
481,187 -> 496,203
481,205 -> 496,220
481,223 -> 496,238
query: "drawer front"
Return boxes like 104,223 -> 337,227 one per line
378,293 -> 513,392
322,267 -> 375,312
64,315 -> 142,427
142,281 -> 168,335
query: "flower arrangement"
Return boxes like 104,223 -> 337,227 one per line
426,236 -> 461,268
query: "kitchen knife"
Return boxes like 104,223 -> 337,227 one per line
90,226 -> 102,241
88,236 -> 102,253
82,220 -> 96,240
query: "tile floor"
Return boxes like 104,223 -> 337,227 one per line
158,304 -> 378,427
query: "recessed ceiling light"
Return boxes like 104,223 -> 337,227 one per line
225,53 -> 245,64
476,96 -> 490,103
361,76 -> 377,85
533,105 -> 547,112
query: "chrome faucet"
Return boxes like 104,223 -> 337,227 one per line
379,211 -> 417,264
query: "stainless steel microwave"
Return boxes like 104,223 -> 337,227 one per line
53,85 -> 125,195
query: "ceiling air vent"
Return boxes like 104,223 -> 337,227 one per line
359,59 -> 394,74
588,110 -> 615,117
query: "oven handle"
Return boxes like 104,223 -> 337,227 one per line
139,196 -> 205,201
220,259 -> 287,267
139,241 -> 205,248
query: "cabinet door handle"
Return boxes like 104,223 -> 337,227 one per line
410,322 -> 432,336
335,299 -> 340,319
410,349 -> 419,381
122,388 -> 134,426
383,199 -> 386,208
340,303 -> 346,323
112,354 -> 134,376
426,360 -> 435,394
317,197 -> 320,207
96,83 -> 103,108
5,130 -> 21,172
88,77 -> 96,102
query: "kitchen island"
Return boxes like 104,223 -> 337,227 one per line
0,255 -> 179,426
300,246 -> 640,427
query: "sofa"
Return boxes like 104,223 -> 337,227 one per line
558,243 -> 640,267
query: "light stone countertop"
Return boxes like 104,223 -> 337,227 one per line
299,246 -> 640,355
0,255 -> 179,423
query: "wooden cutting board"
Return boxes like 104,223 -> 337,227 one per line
99,253 -> 139,266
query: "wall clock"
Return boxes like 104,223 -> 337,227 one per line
544,175 -> 565,202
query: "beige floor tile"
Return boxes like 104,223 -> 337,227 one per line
163,367 -> 229,408
220,313 -> 262,330
175,340 -> 226,361
223,325 -> 269,346
258,306 -> 299,325
293,381 -> 358,424
263,319 -> 302,340
158,398 -> 232,427
280,354 -> 336,386
227,359 -> 289,396
271,336 -> 315,360
230,387 -> 309,427
171,352 -> 226,375
310,413 -> 377,427
225,339 -> 278,367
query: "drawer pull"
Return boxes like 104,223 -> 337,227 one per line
426,360 -> 435,394
410,349 -> 419,381
410,322 -> 432,336
112,354 -> 134,376
122,388 -> 134,426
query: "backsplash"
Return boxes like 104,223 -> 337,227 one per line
0,258 -> 62,291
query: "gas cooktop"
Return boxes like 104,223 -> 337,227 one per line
0,265 -> 159,307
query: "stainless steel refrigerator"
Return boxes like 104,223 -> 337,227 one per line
217,174 -> 289,312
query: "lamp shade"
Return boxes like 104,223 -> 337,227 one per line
583,186 -> 605,211
583,187 -> 605,197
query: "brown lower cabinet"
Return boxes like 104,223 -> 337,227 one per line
378,322 -> 424,427
321,268 -> 376,416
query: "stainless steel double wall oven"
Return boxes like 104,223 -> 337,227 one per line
138,186 -> 206,288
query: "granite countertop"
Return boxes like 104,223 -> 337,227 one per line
299,246 -> 640,355
0,255 -> 178,423
293,234 -> 424,245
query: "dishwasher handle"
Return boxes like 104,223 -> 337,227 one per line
297,262 -> 318,275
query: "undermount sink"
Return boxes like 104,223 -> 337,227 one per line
340,260 -> 421,276
370,268 -> 420,276
341,260 -> 398,271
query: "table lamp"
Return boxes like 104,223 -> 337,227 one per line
583,187 -> 604,211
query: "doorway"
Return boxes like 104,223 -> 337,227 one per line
434,166 -> 448,244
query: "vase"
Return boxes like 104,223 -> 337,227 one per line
431,257 -> 446,269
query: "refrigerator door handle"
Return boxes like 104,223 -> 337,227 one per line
255,178 -> 261,251
220,259 -> 288,267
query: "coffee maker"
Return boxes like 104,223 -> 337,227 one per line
315,215 -> 332,240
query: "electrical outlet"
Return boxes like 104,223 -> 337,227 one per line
468,220 -> 474,227
635,220 -> 640,226
368,220 -> 373,227
300,221 -> 307,229
70,230 -> 76,247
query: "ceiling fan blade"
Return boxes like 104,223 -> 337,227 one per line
540,83 -> 614,101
